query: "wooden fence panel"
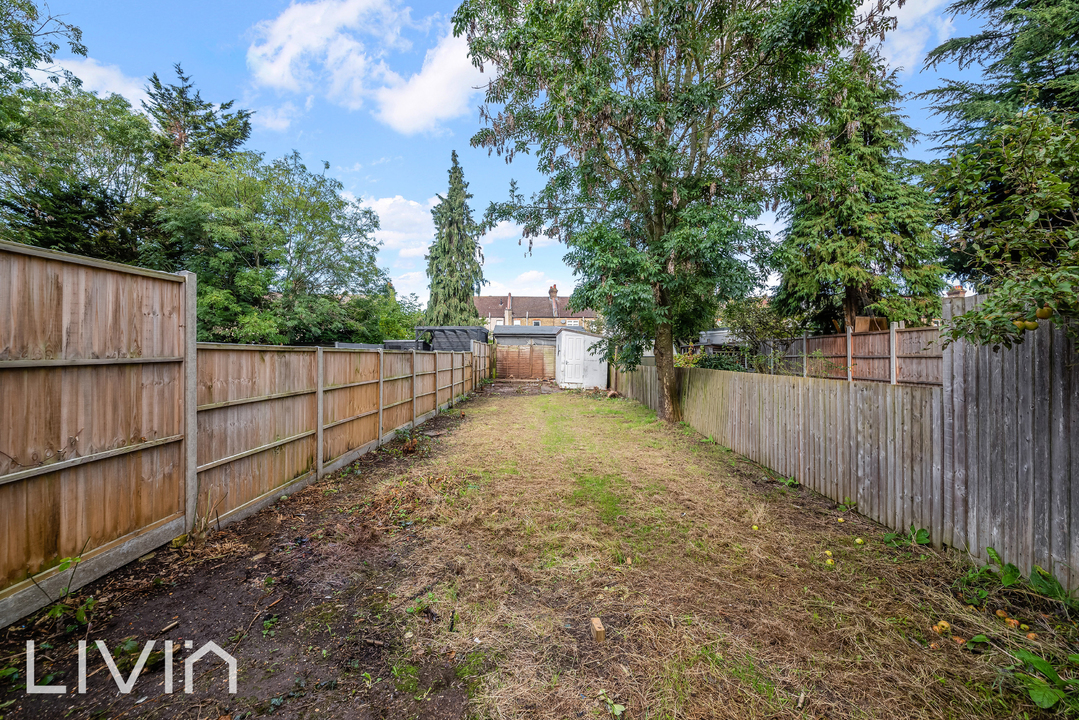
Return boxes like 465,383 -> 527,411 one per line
896,328 -> 943,385
195,346 -> 317,522
851,331 -> 891,382
0,241 -> 190,628
415,353 -> 437,418
322,349 -> 380,471
382,351 -> 415,438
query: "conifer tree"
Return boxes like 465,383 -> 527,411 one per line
774,50 -> 945,331
424,152 -> 485,326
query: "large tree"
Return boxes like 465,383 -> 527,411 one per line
142,64 -> 253,164
453,0 -> 856,420
424,151 -> 485,326
0,85 -> 154,260
774,50 -> 945,332
923,0 -> 1079,145
932,109 -> 1079,350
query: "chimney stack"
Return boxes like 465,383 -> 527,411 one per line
504,293 -> 512,326
549,284 -> 559,318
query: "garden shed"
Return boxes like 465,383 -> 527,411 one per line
493,325 -> 607,387
555,328 -> 607,389
414,326 -> 489,352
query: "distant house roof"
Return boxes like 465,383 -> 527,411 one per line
473,285 -> 597,319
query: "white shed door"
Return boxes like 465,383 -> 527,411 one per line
564,334 -> 585,384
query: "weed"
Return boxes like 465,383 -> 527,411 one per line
597,689 -> 626,717
883,524 -> 931,549
262,615 -> 279,638
391,663 -> 420,693
778,475 -> 800,488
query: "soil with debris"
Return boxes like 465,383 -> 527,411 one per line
1,383 -> 1074,719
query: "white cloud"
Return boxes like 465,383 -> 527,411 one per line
253,101 -> 304,131
374,30 -> 485,134
391,270 -> 427,300
480,220 -> 522,246
48,57 -> 147,107
873,0 -> 954,74
247,0 -> 408,110
364,194 -> 437,259
484,270 -> 573,298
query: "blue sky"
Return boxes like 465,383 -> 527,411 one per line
50,0 -> 977,304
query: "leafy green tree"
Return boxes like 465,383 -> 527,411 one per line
923,0 -> 1079,145
774,50 -> 945,331
143,64 -> 253,163
424,151 -> 484,326
453,0 -> 855,420
0,0 -> 85,143
375,284 -> 424,339
932,109 -> 1079,349
0,85 -> 154,260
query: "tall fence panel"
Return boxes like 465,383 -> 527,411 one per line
618,295 -> 1077,588
943,296 -> 1079,588
0,241 -> 482,629
195,345 -> 318,525
0,242 -> 193,626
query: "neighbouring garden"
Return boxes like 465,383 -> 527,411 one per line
2,385 -> 1075,719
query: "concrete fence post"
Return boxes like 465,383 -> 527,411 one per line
846,326 -> 853,382
316,347 -> 324,478
889,322 -> 898,385
180,271 -> 198,532
802,333 -> 808,378
377,349 -> 384,445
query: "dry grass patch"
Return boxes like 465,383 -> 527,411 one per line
369,390 -> 1067,719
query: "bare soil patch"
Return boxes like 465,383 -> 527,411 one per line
1,385 -> 1073,719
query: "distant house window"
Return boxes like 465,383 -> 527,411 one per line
494,319 -> 504,326
566,319 -> 580,326
514,320 -> 522,325
533,321 -> 541,326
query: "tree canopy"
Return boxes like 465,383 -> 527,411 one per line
454,0 -> 856,420
424,151 -> 485,326
774,49 -> 945,332
923,0 -> 1079,144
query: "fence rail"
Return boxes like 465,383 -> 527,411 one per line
0,240 -> 482,628
619,295 -> 1078,589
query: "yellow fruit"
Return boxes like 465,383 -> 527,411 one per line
837,518 -> 845,523
825,558 -> 834,565
937,621 -> 951,631
752,525 -> 758,530
855,538 -> 864,545
1014,320 -> 1026,330
995,610 -> 1009,619
931,625 -> 943,635
930,642 -> 940,649
953,636 -> 967,645
825,550 -> 833,557
1006,618 -> 1020,628
1020,624 -> 1030,631
1024,320 -> 1039,331
1036,306 -> 1053,320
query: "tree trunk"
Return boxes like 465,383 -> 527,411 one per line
654,322 -> 681,422
843,285 -> 860,331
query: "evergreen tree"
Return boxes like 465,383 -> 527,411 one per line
774,51 -> 945,331
923,0 -> 1079,145
142,64 -> 253,163
424,152 -> 485,326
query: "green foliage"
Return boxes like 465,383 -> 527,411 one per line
453,0 -> 856,418
882,524 -> 931,548
775,50 -> 945,331
1011,650 -> 1079,711
425,151 -> 484,327
923,0 -> 1079,144
932,110 -> 1079,350
721,297 -> 807,374
142,64 -> 252,163
676,350 -> 745,372
0,85 -> 154,260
